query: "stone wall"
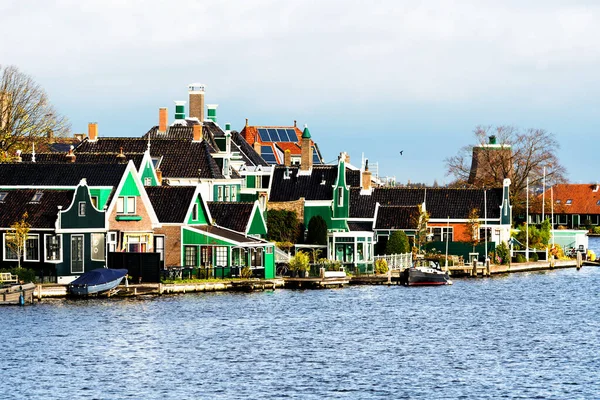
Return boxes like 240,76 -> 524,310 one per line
267,198 -> 305,223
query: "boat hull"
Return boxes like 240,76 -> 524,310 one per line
402,268 -> 450,286
69,276 -> 125,296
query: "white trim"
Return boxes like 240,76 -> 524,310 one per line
139,148 -> 160,185
60,179 -> 104,217
78,201 -> 86,217
0,185 -> 113,190
372,202 -> 380,230
71,234 -> 85,274
2,233 -> 18,261
304,200 -> 332,207
245,201 -> 267,235
183,185 -> 213,225
23,234 -> 40,262
43,233 -> 63,263
183,226 -> 267,247
56,228 -> 108,234
90,233 -> 105,262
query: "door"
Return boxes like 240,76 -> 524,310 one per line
71,235 -> 84,273
154,235 -> 165,267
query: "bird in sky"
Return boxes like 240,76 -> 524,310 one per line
399,150 -> 404,155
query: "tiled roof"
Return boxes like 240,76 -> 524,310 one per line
208,202 -> 254,232
350,188 -> 504,219
240,125 -> 302,145
375,206 -> 420,230
230,131 -> 269,167
274,142 -> 302,155
143,125 -> 195,140
20,152 -> 145,169
0,163 -> 127,187
347,222 -> 373,232
537,184 -> 600,214
75,138 -> 225,179
145,186 -> 197,223
269,165 -> 361,202
0,189 -> 74,228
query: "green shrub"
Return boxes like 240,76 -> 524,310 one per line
386,231 -> 410,254
593,227 -> 600,234
289,251 -> 310,273
515,254 -> 526,263
306,216 -> 328,245
374,259 -> 388,274
240,266 -> 253,279
0,267 -> 36,283
530,252 -> 539,262
495,242 -> 510,265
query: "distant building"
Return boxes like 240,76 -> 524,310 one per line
468,135 -> 512,187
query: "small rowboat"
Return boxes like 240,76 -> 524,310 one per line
69,268 -> 128,296
0,283 -> 36,305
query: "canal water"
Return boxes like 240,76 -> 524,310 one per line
2,242 -> 600,399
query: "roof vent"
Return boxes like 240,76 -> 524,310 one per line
65,146 -> 76,163
320,173 -> 326,185
284,166 -> 290,180
116,147 -> 126,162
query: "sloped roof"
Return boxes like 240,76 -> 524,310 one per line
188,225 -> 266,245
375,205 -> 420,230
75,138 -> 225,179
350,187 -> 504,219
230,131 -> 269,167
208,202 -> 255,232
537,184 -> 600,214
275,142 -> 302,155
0,189 -> 74,228
0,163 -> 127,187
20,152 -> 145,169
269,165 -> 361,202
240,125 -> 302,146
145,186 -> 197,223
347,222 -> 373,232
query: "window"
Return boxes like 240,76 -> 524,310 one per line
25,235 -> 39,261
154,236 -> 165,261
597,200 -> 600,206
337,187 -> 344,207
215,246 -> 227,266
428,227 -> 454,242
45,235 -> 62,262
566,199 -> 572,205
251,248 -> 263,268
185,246 -> 197,267
223,159 -> 230,177
231,186 -> 237,201
117,196 -> 136,214
144,177 -> 152,186
78,202 -> 86,217
0,192 -> 7,202
71,235 -> 84,273
556,200 -> 561,204
91,233 -> 105,261
3,234 -> 18,261
225,186 -> 230,201
192,203 -> 199,221
217,186 -> 223,201
107,232 -> 118,253
479,227 -> 492,242
266,246 -> 273,254
126,235 -> 147,252
91,196 -> 99,208
30,192 -> 43,203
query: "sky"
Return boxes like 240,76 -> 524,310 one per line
1,0 -> 599,184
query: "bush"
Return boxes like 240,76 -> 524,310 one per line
240,266 -> 253,279
515,254 -> 526,263
593,227 -> 600,234
386,231 -> 410,254
530,252 -> 539,262
267,210 -> 300,243
289,251 -> 310,273
495,242 -> 510,265
0,267 -> 36,283
306,216 -> 328,245
374,259 -> 388,274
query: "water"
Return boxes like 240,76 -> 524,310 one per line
2,263 -> 600,399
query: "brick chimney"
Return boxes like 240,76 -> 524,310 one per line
156,169 -> 163,186
158,107 -> 168,133
284,149 -> 291,167
188,83 -> 205,122
362,159 -> 372,191
253,141 -> 261,156
88,122 -> 98,141
193,123 -> 202,142
65,146 -> 76,163
116,147 -> 126,162
300,124 -> 313,171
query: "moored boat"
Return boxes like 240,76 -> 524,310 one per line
0,283 -> 36,305
68,268 -> 128,296
400,259 -> 450,286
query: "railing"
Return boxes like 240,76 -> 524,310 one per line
373,253 -> 413,270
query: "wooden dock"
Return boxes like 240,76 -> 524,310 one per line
283,276 -> 350,288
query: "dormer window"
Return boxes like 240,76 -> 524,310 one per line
0,192 -> 7,202
597,200 -> 600,206
192,203 -> 199,221
566,199 -> 572,205
337,187 -> 344,207
30,192 -> 43,203
556,200 -> 561,204
284,167 -> 290,179
78,202 -> 86,217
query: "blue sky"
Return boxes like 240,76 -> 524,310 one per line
1,0 -> 599,184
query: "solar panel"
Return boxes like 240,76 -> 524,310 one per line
277,129 -> 289,142
286,129 -> 298,142
261,145 -> 274,154
313,153 -> 321,164
258,128 -> 271,142
267,129 -> 280,142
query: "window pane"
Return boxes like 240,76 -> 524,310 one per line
126,197 -> 135,214
25,237 -> 39,261
117,197 -> 124,213
91,233 -> 105,261
185,246 -> 197,267
45,235 -> 61,261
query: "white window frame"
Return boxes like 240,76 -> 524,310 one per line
126,197 -> 136,214
78,201 -> 86,217
44,234 -> 63,263
215,246 -> 228,266
117,197 -> 125,213
337,187 -> 344,207
2,233 -> 19,261
144,177 -> 152,186
217,186 -> 223,201
225,186 -> 230,201
192,203 -> 199,221
24,234 -> 40,262
71,234 -> 85,274
231,186 -> 237,201
91,233 -> 105,262
107,231 -> 118,253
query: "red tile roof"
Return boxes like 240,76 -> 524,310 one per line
275,142 -> 302,155
537,184 -> 600,214
240,126 -> 302,145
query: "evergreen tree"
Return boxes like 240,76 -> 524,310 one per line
306,215 -> 327,245
386,231 -> 410,254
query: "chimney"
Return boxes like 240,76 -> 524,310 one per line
284,149 -> 291,167
294,120 -> 297,128
65,146 -> 76,163
193,123 -> 202,142
158,107 -> 168,133
254,141 -> 261,156
156,169 -> 163,186
116,147 -> 126,162
245,118 -> 249,128
345,153 -> 351,164
15,149 -> 22,163
225,122 -> 231,131
206,104 -> 218,123
88,122 -> 98,141
73,133 -> 86,141
362,159 -> 372,191
300,124 -> 313,171
188,83 -> 205,122
174,101 -> 186,121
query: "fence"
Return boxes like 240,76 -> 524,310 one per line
373,253 -> 412,270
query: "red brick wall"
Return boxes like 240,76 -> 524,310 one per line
154,225 -> 182,267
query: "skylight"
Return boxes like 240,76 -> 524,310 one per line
0,192 -> 7,202
597,200 -> 600,206
555,200 -> 561,204
566,199 -> 572,205
31,192 -> 43,203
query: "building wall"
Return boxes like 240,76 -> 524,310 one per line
267,199 -> 305,223
154,225 -> 181,267
429,223 -> 470,242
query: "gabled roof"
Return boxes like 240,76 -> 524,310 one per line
0,163 -> 128,187
537,184 -> 600,214
347,222 -> 373,232
20,152 -> 145,169
350,187 -> 504,219
207,202 -> 254,232
269,165 -> 361,202
145,186 -> 197,223
375,205 -> 420,230
143,125 -> 196,140
240,125 -> 302,146
0,189 -> 74,228
230,131 -> 269,167
75,138 -> 225,180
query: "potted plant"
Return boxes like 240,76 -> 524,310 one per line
289,252 -> 310,277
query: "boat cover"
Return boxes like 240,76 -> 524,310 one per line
69,268 -> 128,286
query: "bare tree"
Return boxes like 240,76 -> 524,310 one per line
0,65 -> 70,157
445,125 -> 567,212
